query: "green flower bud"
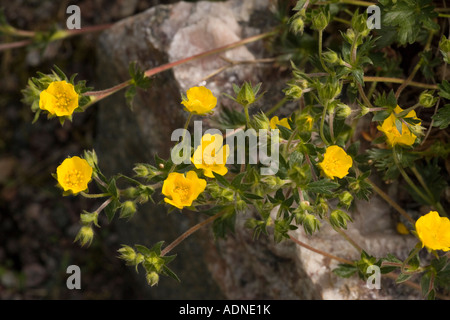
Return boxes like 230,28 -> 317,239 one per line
221,188 -> 235,202
303,214 -> 320,235
119,201 -> 137,220
329,209 -> 353,229
311,9 -> 330,31
419,91 -> 437,108
251,112 -> 270,130
236,82 -> 260,107
74,226 -> 94,247
360,105 -> 370,117
439,35 -> 450,63
338,191 -> 353,208
300,200 -> 311,211
336,104 -> 352,119
83,150 -> 98,170
322,50 -> 339,65
80,210 -> 99,227
290,13 -> 305,35
117,245 -> 137,264
133,163 -> 158,179
146,271 -> 159,287
284,84 -> 303,100
316,197 -> 329,217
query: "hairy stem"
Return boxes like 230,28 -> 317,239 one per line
161,210 -> 227,257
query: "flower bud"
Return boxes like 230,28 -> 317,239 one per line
329,209 -> 353,229
80,211 -> 99,227
290,15 -> 305,35
360,105 -> 370,117
117,245 -> 137,264
311,9 -> 330,31
75,226 -> 94,247
419,91 -> 437,108
83,150 -> 98,169
221,188 -> 235,202
237,82 -> 257,107
119,201 -> 137,220
300,200 -> 311,211
338,191 -> 353,208
284,84 -> 303,100
439,35 -> 450,63
303,214 -> 320,235
336,104 -> 352,119
322,50 -> 339,65
133,163 -> 158,179
146,271 -> 159,287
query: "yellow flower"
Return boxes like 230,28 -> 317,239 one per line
318,145 -> 353,179
56,156 -> 93,194
181,86 -> 217,115
269,116 -> 291,130
162,171 -> 207,209
192,134 -> 229,178
415,211 -> 450,252
39,80 -> 79,117
377,105 -> 420,147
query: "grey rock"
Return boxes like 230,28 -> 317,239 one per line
95,0 -> 423,299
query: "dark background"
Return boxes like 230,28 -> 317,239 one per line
0,0 -> 195,299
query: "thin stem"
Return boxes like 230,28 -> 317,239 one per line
318,30 -> 333,74
169,113 -> 193,173
80,192 -> 110,199
0,39 -> 32,52
84,30 -> 275,105
392,148 -> 433,205
327,218 -> 364,253
305,154 -> 318,182
289,235 -> 354,265
363,76 -> 438,90
329,109 -> 335,142
161,210 -> 227,257
367,179 -> 416,225
395,31 -> 434,99
94,176 -> 108,189
410,166 -> 447,217
266,96 -> 289,117
244,105 -> 251,129
284,127 -> 299,158
320,104 -> 330,145
96,197 -> 113,214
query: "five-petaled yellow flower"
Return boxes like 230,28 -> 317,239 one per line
181,86 -> 217,115
192,133 -> 230,178
56,156 -> 93,194
162,171 -> 207,209
318,145 -> 353,179
377,105 -> 420,147
415,211 -> 450,252
269,116 -> 291,130
39,80 -> 79,117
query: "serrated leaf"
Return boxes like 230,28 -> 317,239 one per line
333,264 -> 357,278
432,104 -> 450,129
306,179 -> 339,195
396,272 -> 412,283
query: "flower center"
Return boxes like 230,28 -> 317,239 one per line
64,169 -> 84,188
54,92 -> 72,112
174,184 -> 191,202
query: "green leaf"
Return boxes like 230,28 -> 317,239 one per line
104,198 -> 121,222
306,179 -> 339,195
372,111 -> 390,122
135,244 -> 152,256
438,80 -> 450,100
162,265 -> 181,283
432,104 -> 450,129
212,172 -> 231,187
396,272 -> 412,284
333,264 -> 357,278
